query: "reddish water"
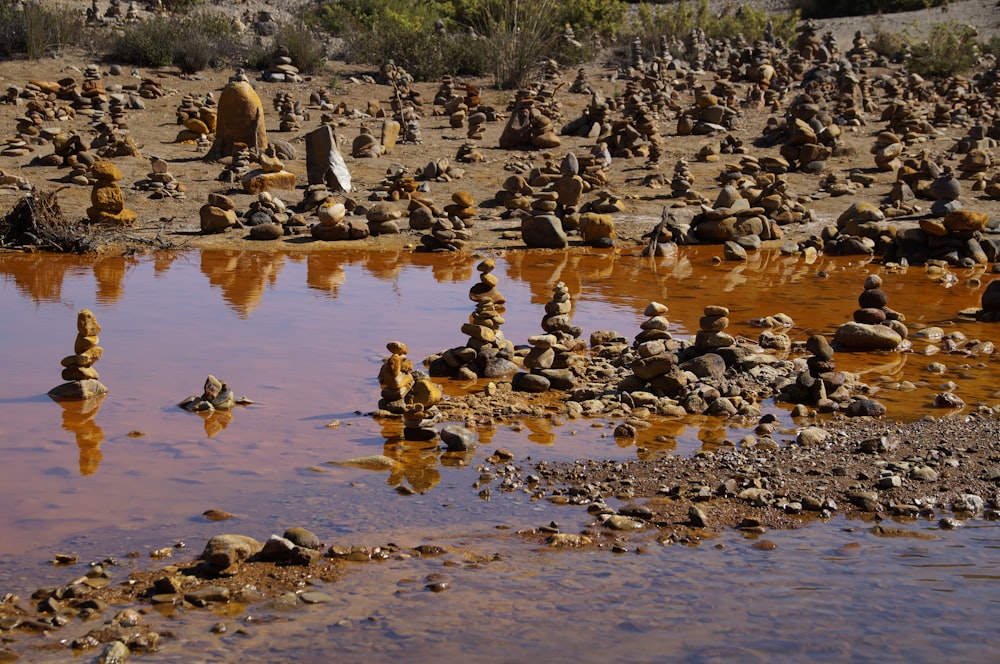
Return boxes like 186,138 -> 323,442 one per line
1,247 -> 998,661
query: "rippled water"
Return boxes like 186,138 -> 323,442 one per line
1,248 -> 998,661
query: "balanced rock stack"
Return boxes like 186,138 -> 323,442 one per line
779,334 -> 846,411
401,372 -> 444,441
311,197 -> 369,241
48,309 -> 108,401
833,275 -> 907,351
498,90 -> 560,149
425,260 -> 518,380
927,166 -> 962,217
624,302 -> 682,393
872,131 -> 905,172
86,160 -> 136,225
694,305 -> 736,351
522,190 -> 568,249
200,192 -> 237,234
377,341 -> 414,414
178,375 -> 236,412
218,146 -> 254,184
134,155 -> 184,199
512,281 -> 581,393
262,45 -> 302,83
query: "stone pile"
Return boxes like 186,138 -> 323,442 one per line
218,146 -> 254,184
695,305 -> 736,352
498,89 -> 560,149
133,155 -> 185,200
872,131 -> 905,172
366,201 -> 403,235
262,46 -> 303,83
243,192 -> 301,241
178,375 -> 242,413
512,281 -> 582,393
377,341 -> 415,414
200,192 -> 238,234
777,334 -> 849,412
48,309 -> 108,401
87,160 -> 136,225
560,91 -> 613,139
311,197 -> 369,241
273,92 -> 305,132
676,88 -> 739,137
832,275 -> 907,351
425,259 -> 518,380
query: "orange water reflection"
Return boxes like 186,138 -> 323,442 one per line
1,247 -> 999,563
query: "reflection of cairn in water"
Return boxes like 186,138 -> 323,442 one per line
425,259 -> 518,380
48,309 -> 108,401
512,281 -> 582,393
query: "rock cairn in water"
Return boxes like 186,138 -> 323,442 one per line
179,375 -> 237,412
86,160 -> 136,225
49,309 -> 108,401
377,341 -> 415,414
512,281 -> 582,393
833,275 -> 907,351
425,259 -> 518,380
778,334 -> 850,413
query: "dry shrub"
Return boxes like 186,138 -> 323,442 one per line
0,189 -> 113,253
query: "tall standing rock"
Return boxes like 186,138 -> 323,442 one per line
305,124 -> 351,192
205,80 -> 267,161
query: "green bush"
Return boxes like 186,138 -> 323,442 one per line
792,0 -> 950,19
908,20 -> 978,77
0,0 -> 83,59
625,0 -> 799,62
274,23 -> 326,75
307,0 -> 627,83
109,10 -> 242,72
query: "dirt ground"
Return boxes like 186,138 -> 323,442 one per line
0,1 -> 998,256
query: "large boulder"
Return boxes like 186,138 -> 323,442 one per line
205,80 -> 267,161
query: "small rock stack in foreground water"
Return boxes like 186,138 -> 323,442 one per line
48,309 -> 108,401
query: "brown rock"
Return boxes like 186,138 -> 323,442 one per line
943,210 -> 988,233
205,81 -> 267,161
241,169 -> 296,195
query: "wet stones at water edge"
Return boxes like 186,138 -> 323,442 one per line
48,309 -> 108,401
179,375 -> 251,412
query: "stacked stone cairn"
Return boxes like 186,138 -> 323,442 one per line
311,197 -> 369,241
273,92 -> 304,132
676,87 -> 739,137
87,160 -> 136,225
425,259 -> 518,381
376,341 -> 445,441
200,192 -> 237,234
833,275 -> 907,351
133,155 -> 184,200
262,45 -> 303,83
777,334 -> 850,413
48,309 -> 108,401
179,375 -> 236,412
498,89 -> 561,149
512,281 -> 582,393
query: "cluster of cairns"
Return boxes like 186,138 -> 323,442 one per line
833,275 -> 908,351
87,160 -> 136,225
659,177 -> 807,248
511,281 -> 583,393
417,191 -> 477,251
48,309 -> 108,401
175,92 -> 218,151
515,152 -> 620,249
425,259 -> 518,380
